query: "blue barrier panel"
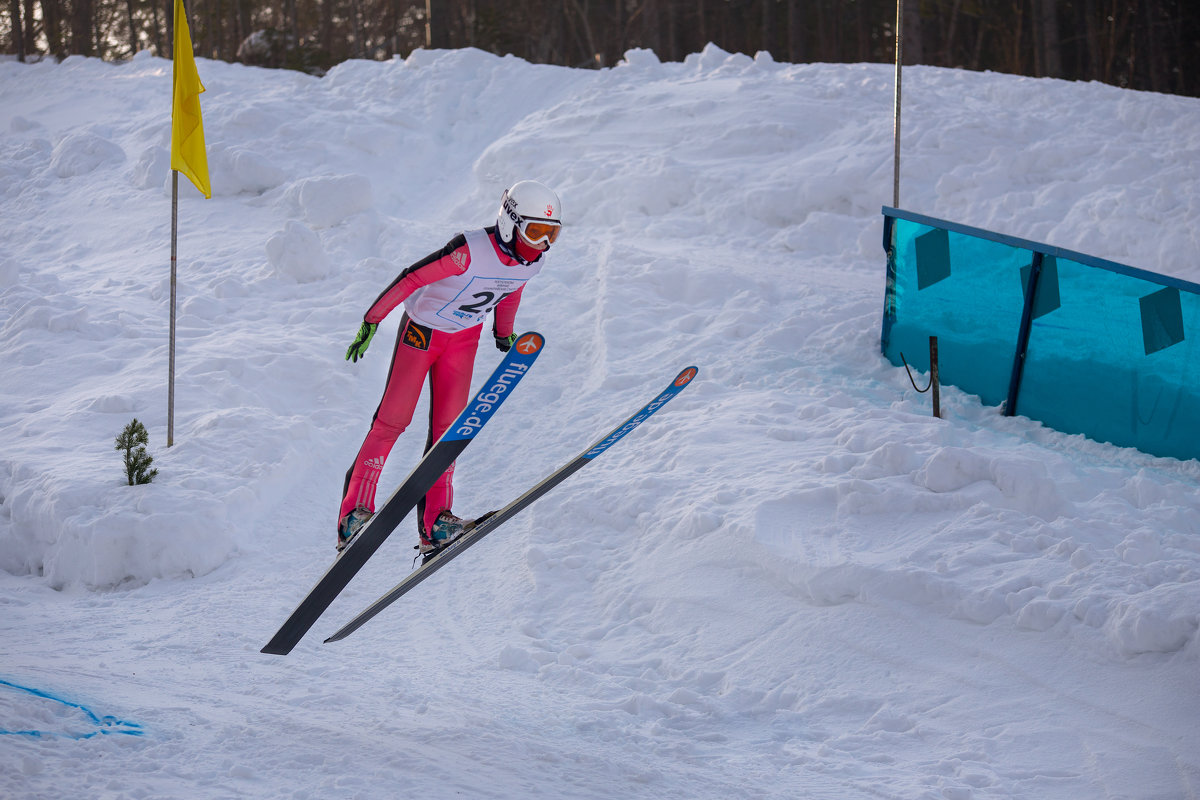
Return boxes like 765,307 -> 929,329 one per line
882,213 -> 1031,408
1018,257 -> 1200,461
881,207 -> 1200,462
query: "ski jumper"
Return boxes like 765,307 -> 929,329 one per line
340,226 -> 543,537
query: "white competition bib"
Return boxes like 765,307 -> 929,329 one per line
404,228 -> 542,332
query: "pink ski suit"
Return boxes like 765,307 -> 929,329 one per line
340,226 -> 544,538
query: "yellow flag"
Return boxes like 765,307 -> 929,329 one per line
171,0 -> 211,199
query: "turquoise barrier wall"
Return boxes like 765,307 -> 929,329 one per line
881,207 -> 1200,462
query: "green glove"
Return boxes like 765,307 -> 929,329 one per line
346,321 -> 378,362
495,332 -> 518,353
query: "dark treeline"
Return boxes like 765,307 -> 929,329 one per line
3,0 -> 1198,97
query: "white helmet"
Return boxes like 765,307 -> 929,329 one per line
496,180 -> 562,249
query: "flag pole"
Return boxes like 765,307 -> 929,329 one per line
893,0 -> 904,208
169,0 -> 211,448
169,171 -> 178,447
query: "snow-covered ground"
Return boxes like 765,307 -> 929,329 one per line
2,46 -> 1199,799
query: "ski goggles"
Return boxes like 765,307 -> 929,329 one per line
518,218 -> 562,246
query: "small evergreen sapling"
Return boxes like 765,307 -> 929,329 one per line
115,418 -> 158,485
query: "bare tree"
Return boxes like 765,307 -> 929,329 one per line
2,0 -> 1197,97
9,0 -> 24,60
1033,0 -> 1062,77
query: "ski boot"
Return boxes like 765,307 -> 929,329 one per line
417,510 -> 468,563
337,506 -> 373,552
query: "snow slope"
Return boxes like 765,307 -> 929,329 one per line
1,45 -> 1198,799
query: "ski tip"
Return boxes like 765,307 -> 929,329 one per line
674,366 -> 699,387
512,331 -> 545,355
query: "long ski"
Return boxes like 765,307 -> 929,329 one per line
324,365 -> 699,644
261,332 -> 547,656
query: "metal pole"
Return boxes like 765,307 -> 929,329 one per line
929,335 -> 940,419
893,0 -> 903,208
1005,253 -> 1044,417
169,170 -> 178,447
